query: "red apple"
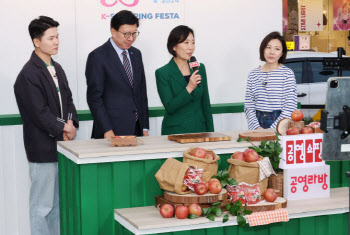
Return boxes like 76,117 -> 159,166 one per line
192,148 -> 207,158
231,151 -> 245,161
205,152 -> 214,160
244,149 -> 258,158
209,178 -> 220,183
193,182 -> 208,195
203,181 -> 209,189
301,126 -> 313,134
291,110 -> 303,122
208,180 -> 222,194
286,127 -> 300,135
263,188 -> 277,202
188,203 -> 202,217
175,205 -> 189,219
181,183 -> 188,192
160,204 -> 174,218
245,150 -> 259,163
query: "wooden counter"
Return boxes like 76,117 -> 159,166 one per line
114,187 -> 349,235
57,130 -> 264,164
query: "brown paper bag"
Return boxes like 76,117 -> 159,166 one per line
183,147 -> 220,182
155,158 -> 193,195
227,158 -> 268,194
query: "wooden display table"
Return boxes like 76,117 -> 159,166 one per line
57,129 -> 349,235
115,188 -> 349,235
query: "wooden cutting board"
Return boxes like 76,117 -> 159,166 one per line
163,189 -> 228,204
156,194 -> 287,212
246,197 -> 287,212
168,132 -> 232,143
238,131 -> 276,141
155,195 -> 230,210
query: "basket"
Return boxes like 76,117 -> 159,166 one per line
268,172 -> 284,197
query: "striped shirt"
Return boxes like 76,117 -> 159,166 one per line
244,65 -> 297,130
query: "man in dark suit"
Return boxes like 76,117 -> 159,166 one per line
14,16 -> 78,235
86,10 -> 149,139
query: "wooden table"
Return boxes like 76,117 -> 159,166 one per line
57,130 -> 350,235
115,188 -> 349,235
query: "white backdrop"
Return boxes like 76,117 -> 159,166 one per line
0,0 -> 282,115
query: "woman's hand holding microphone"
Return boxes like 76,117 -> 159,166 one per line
186,70 -> 201,94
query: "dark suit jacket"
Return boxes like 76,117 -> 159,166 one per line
86,39 -> 149,138
14,51 -> 79,163
155,58 -> 214,135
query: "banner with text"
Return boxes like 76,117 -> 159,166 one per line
298,0 -> 323,31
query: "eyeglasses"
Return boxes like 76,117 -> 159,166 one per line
117,31 -> 140,38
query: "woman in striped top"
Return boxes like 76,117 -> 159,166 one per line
244,32 -> 297,130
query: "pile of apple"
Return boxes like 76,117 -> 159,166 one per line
160,203 -> 202,219
231,149 -> 261,162
192,178 -> 222,195
190,147 -> 215,160
277,110 -> 315,135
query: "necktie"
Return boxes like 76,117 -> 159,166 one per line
122,50 -> 138,121
122,50 -> 133,87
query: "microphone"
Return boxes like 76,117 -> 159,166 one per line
189,56 -> 200,87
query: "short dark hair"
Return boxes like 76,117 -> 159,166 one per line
111,10 -> 139,31
167,25 -> 194,57
28,16 -> 59,41
259,31 -> 287,64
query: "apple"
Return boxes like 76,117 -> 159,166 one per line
160,204 -> 174,218
188,203 -> 202,217
291,110 -> 303,122
175,205 -> 189,219
245,150 -> 259,163
244,149 -> 258,158
193,182 -> 208,195
286,127 -> 300,135
181,183 -> 188,192
192,148 -> 207,158
113,136 -> 121,139
205,152 -> 214,160
209,178 -> 220,183
208,180 -> 222,194
301,126 -> 313,134
263,188 -> 277,202
231,151 -> 245,161
203,181 -> 209,189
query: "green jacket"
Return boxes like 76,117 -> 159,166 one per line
155,58 -> 214,135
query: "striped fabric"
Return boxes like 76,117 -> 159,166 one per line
122,50 -> 134,87
244,65 -> 297,130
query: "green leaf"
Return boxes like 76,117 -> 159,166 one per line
243,209 -> 253,215
269,141 -> 275,149
206,214 -> 215,221
211,207 -> 222,217
226,178 -> 238,186
261,139 -> 268,148
225,204 -> 231,211
212,202 -> 221,207
202,208 -> 211,216
223,214 -> 229,223
222,170 -> 229,179
237,137 -> 244,142
221,180 -> 228,188
234,200 -> 242,207
237,215 -> 246,227
246,136 -> 251,142
254,147 -> 262,153
188,214 -> 198,219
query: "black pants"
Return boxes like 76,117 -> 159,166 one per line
134,120 -> 142,136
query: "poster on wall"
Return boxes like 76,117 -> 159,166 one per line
298,0 -> 323,31
333,0 -> 350,30
283,0 -> 288,32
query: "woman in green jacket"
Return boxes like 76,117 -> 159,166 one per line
155,25 -> 214,135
